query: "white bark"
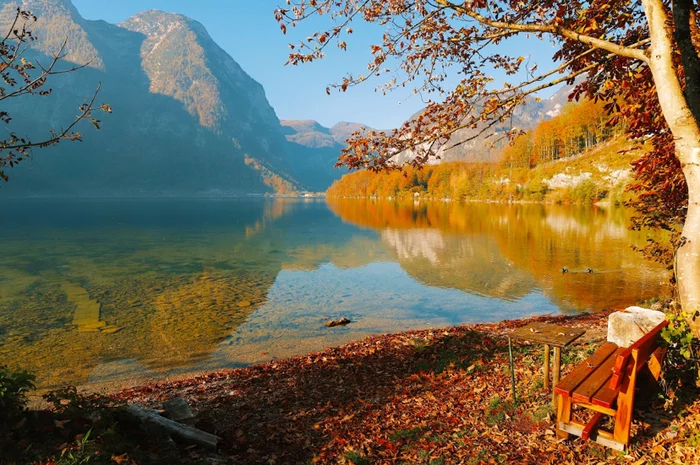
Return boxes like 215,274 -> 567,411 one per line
677,162 -> 700,335
642,0 -> 700,334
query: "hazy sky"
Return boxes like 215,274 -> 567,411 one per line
71,0 -> 558,129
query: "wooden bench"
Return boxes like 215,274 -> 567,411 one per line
554,320 -> 668,451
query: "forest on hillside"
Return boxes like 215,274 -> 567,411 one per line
327,100 -> 634,205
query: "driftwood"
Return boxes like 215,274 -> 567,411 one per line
124,404 -> 220,450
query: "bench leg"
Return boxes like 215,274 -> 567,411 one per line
613,398 -> 632,446
556,393 -> 572,440
552,347 -> 561,407
544,344 -> 550,390
613,365 -> 637,447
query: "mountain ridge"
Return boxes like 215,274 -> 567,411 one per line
0,0 -> 570,195
0,0 -> 325,195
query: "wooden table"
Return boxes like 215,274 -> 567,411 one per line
509,322 -> 586,405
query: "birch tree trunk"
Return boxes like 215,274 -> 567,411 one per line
642,0 -> 700,335
677,163 -> 700,335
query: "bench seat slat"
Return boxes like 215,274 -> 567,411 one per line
592,384 -> 619,408
572,347 -> 626,403
554,343 -> 619,397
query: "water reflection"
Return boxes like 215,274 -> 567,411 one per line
0,198 -> 668,392
327,199 -> 669,311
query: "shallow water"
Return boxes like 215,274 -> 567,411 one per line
0,198 -> 669,392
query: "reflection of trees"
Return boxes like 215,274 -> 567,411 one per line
486,204 -> 667,311
327,199 -> 668,311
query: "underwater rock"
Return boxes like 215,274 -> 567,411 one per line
100,325 -> 123,334
324,317 -> 351,328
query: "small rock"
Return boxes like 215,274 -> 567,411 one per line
236,301 -> 252,308
100,325 -> 123,334
163,397 -> 195,422
324,317 -> 351,328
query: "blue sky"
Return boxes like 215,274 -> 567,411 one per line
72,0 -> 558,130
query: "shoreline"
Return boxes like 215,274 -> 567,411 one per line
16,308 -> 700,465
325,195 -> 621,207
111,310 -> 610,401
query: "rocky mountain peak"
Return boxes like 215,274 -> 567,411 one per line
15,0 -> 77,15
0,0 -> 103,69
120,10 -> 197,37
330,122 -> 373,145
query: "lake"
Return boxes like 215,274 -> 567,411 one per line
0,198 -> 669,393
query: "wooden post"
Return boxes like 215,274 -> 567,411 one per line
556,394 -> 572,440
552,346 -> 561,406
508,337 -> 517,403
543,344 -> 551,390
613,351 -> 638,447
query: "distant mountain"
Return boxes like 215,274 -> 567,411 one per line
0,0 -> 573,195
281,120 -> 336,148
329,122 -> 376,145
393,85 -> 573,165
0,0 -> 341,196
279,120 -> 377,191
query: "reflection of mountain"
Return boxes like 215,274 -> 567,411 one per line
327,199 -> 669,311
0,200 -> 288,390
0,198 -> 669,392
0,199 -> 389,390
382,229 -> 536,300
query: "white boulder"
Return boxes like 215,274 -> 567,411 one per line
607,306 -> 666,348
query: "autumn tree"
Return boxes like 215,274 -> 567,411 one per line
276,0 -> 700,335
0,8 -> 109,182
501,100 -> 613,169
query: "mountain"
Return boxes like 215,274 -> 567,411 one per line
281,120 -> 337,148
392,85 -> 573,165
0,0 -> 340,196
279,120 -> 377,191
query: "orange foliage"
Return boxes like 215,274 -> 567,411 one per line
501,100 -> 617,169
326,163 -> 497,200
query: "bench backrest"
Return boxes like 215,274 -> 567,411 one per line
609,320 -> 668,390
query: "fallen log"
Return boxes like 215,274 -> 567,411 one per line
124,404 -> 220,450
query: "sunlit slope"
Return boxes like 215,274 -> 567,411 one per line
327,136 -> 646,204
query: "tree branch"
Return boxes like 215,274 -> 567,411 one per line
435,0 -> 649,63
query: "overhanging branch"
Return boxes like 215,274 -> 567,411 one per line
435,0 -> 649,63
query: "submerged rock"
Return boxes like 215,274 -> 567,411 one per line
324,317 -> 351,328
100,325 -> 123,334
